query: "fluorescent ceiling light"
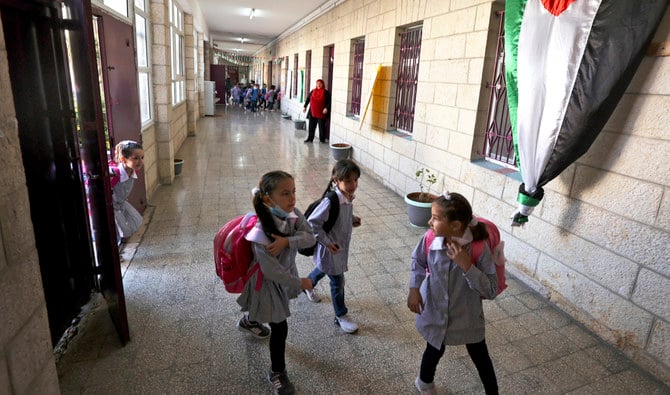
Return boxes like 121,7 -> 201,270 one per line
249,8 -> 255,20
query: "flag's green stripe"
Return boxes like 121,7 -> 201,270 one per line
504,0 -> 527,175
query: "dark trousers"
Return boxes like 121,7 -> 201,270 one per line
419,339 -> 498,395
307,117 -> 327,142
269,320 -> 288,373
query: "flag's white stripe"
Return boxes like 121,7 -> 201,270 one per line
516,0 -> 601,193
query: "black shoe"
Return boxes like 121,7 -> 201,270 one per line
304,139 -> 313,143
319,140 -> 326,143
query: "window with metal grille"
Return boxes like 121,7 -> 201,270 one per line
304,50 -> 311,101
392,26 -> 422,133
349,39 -> 364,116
292,53 -> 298,97
482,11 -> 516,168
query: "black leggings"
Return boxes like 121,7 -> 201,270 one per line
269,321 -> 288,373
419,339 -> 498,395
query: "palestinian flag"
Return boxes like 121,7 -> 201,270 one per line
505,0 -> 668,226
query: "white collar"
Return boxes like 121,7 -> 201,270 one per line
118,164 -> 137,182
335,187 -> 353,204
429,228 -> 473,250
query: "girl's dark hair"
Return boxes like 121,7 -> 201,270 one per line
114,140 -> 143,163
433,192 -> 489,241
252,171 -> 293,240
320,159 -> 361,196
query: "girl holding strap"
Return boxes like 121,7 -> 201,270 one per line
407,192 -> 499,395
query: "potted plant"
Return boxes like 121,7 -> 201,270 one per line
404,168 -> 438,227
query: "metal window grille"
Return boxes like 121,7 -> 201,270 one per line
292,54 -> 298,97
350,41 -> 364,115
392,27 -> 422,133
305,50 -> 311,100
482,11 -> 516,167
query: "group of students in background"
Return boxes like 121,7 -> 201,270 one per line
236,159 -> 500,395
229,81 -> 279,113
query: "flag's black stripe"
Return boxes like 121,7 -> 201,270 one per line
539,0 -> 669,187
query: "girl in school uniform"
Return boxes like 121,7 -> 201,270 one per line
110,140 -> 144,244
237,170 -> 315,395
305,159 -> 362,334
407,192 -> 499,395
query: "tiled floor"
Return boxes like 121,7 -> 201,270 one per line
56,105 -> 669,394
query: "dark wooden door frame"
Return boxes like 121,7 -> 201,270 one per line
0,0 -> 130,344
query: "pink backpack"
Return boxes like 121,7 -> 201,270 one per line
424,217 -> 507,295
214,213 -> 263,293
108,160 -> 121,189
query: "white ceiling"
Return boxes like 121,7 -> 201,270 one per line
196,0 -> 334,55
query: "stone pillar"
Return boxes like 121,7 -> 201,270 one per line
151,0 -> 174,184
184,14 -> 196,136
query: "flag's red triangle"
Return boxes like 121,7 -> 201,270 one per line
541,0 -> 576,16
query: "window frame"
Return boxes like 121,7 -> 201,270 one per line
390,25 -> 422,134
292,53 -> 298,98
482,11 -> 517,169
170,0 -> 185,106
347,37 -> 365,117
134,0 -> 153,126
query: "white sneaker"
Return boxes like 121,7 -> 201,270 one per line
304,289 -> 321,303
334,314 -> 358,334
414,377 -> 437,395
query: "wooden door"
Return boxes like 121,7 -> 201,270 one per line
210,64 -> 227,100
96,11 -> 146,214
0,0 -> 129,344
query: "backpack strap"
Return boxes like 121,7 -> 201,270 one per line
423,229 -> 435,254
240,213 -> 264,291
322,190 -> 340,233
108,160 -> 121,189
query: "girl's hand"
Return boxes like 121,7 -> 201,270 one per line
267,234 -> 289,256
352,216 -> 362,227
322,108 -> 328,114
446,240 -> 472,272
326,242 -> 340,254
300,278 -> 314,290
407,288 -> 424,314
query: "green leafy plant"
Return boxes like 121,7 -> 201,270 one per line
415,168 -> 437,202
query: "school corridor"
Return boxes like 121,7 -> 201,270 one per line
55,106 -> 669,394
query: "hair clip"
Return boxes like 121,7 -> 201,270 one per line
251,187 -> 261,196
442,191 -> 451,200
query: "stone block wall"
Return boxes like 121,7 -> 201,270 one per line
254,0 -> 670,382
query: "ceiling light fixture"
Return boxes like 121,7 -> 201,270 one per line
249,8 -> 255,20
